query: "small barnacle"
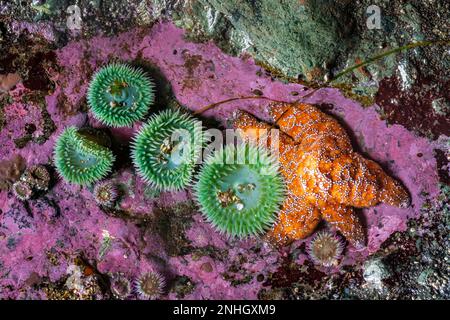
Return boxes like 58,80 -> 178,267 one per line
134,271 -> 165,300
22,165 -> 51,191
194,143 -> 285,238
12,180 -> 33,201
307,231 -> 345,267
53,127 -> 115,185
87,63 -> 155,127
93,180 -> 118,207
131,109 -> 203,191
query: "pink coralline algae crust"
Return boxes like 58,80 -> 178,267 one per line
0,22 -> 442,299
9,21 -> 58,43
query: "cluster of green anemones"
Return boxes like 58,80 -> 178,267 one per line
54,127 -> 115,185
194,143 -> 285,238
87,63 -> 154,127
53,61 -> 287,241
131,109 -> 203,191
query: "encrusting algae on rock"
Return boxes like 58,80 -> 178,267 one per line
0,16 -> 445,300
234,103 -> 411,248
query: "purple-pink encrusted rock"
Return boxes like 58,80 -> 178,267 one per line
0,21 -> 443,300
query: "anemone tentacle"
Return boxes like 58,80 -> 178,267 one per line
54,127 -> 115,185
194,143 -> 285,238
87,63 -> 154,127
131,109 -> 203,191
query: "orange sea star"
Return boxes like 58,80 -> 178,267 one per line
233,103 -> 410,248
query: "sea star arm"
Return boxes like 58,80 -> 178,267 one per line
321,203 -> 365,248
232,110 -> 295,154
269,103 -> 352,152
266,191 -> 321,246
324,152 -> 410,208
362,158 -> 411,208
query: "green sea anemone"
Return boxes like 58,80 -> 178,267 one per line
53,127 -> 115,185
131,109 -> 203,191
87,63 -> 154,127
194,143 -> 284,238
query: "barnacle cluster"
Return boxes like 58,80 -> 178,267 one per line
54,127 -> 115,185
87,63 -> 154,127
194,143 -> 285,238
0,155 -> 25,191
131,109 -> 203,191
12,164 -> 51,201
22,165 -> 51,191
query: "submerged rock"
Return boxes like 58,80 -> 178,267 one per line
0,2 -> 448,300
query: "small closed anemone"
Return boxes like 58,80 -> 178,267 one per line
93,180 -> 118,206
110,274 -> 131,299
54,127 -> 115,185
12,180 -> 32,201
307,231 -> 345,267
131,109 -> 203,191
134,271 -> 165,300
194,143 -> 284,238
87,63 -> 154,127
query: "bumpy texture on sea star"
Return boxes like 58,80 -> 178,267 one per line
233,103 -> 411,248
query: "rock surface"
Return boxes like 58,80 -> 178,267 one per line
0,1 -> 448,299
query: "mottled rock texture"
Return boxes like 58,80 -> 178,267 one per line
0,1 -> 448,300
